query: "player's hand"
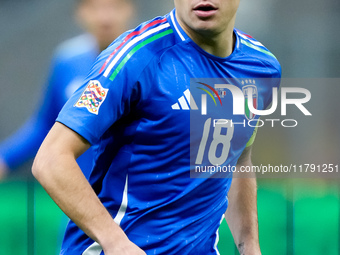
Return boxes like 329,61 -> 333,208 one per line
0,158 -> 9,181
103,240 -> 146,255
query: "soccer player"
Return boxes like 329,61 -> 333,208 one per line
33,0 -> 281,254
0,0 -> 134,179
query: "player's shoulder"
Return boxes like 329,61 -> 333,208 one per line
235,29 -> 281,76
53,34 -> 98,61
98,15 -> 176,78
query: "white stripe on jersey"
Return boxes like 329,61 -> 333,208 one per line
103,23 -> 171,77
213,214 -> 225,255
114,174 -> 129,225
82,175 -> 128,255
237,32 -> 264,47
82,242 -> 102,255
170,10 -> 185,41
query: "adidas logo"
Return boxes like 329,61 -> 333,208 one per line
171,89 -> 198,110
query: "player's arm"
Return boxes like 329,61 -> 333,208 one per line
32,122 -> 145,255
225,145 -> 261,255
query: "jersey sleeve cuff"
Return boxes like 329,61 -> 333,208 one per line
55,119 -> 98,146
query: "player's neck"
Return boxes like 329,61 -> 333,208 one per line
180,21 -> 236,58
194,28 -> 235,58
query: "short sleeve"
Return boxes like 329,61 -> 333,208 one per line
56,41 -> 141,145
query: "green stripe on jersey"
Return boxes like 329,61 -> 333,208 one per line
240,39 -> 277,59
246,120 -> 259,147
109,29 -> 174,81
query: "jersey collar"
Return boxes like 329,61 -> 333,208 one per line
167,9 -> 191,43
167,9 -> 240,60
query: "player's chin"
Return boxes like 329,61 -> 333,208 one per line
194,23 -> 221,36
191,16 -> 220,29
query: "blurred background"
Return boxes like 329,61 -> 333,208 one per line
0,0 -> 339,254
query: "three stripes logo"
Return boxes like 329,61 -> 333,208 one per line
171,89 -> 198,110
172,80 -> 258,120
171,82 -> 223,115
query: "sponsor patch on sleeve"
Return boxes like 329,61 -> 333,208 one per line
74,80 -> 109,115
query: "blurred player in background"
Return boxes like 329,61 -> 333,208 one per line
33,0 -> 281,254
0,0 -> 134,180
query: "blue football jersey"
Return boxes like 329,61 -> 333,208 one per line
57,9 -> 281,255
